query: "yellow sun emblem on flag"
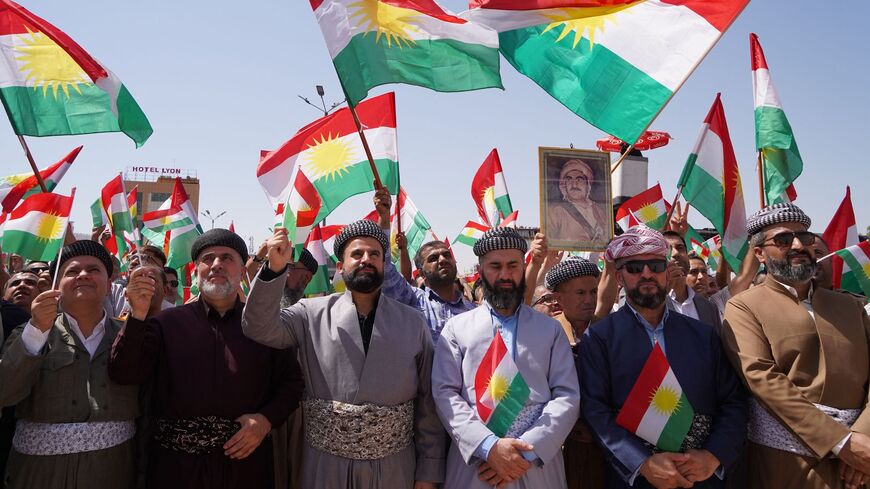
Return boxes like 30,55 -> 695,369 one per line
861,262 -> 870,278
13,29 -> 90,99
649,385 -> 681,417
2,172 -> 30,186
487,373 -> 511,402
349,0 -> 421,48
637,203 -> 659,223
302,133 -> 356,182
35,212 -> 66,242
542,1 -> 640,49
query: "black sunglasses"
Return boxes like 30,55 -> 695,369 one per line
619,259 -> 668,274
764,231 -> 816,248
167,280 -> 179,287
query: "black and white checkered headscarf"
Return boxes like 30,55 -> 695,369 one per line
297,249 -> 319,275
333,219 -> 390,259
545,257 -> 600,291
473,227 -> 528,257
746,203 -> 811,236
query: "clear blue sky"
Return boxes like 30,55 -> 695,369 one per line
4,0 -> 868,270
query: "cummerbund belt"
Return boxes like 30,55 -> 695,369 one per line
13,420 -> 135,456
748,397 -> 861,458
155,416 -> 240,455
303,398 -> 414,460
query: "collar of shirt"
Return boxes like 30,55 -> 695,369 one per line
426,287 -> 467,307
668,287 -> 695,306
625,303 -> 669,354
484,301 -> 520,358
771,277 -> 814,303
64,311 -> 107,359
199,297 -> 243,319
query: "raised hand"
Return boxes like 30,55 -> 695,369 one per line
373,182 -> 392,229
265,228 -> 293,273
30,290 -> 61,332
125,267 -> 157,321
529,233 -> 548,266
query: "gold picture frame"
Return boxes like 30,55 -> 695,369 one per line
539,147 -> 614,252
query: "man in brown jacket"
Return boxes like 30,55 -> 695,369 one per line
722,203 -> 870,489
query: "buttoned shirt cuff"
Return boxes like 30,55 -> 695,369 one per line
473,435 -> 498,462
21,321 -> 50,356
832,432 -> 852,456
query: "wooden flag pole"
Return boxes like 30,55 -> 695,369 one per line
51,187 -> 76,290
609,143 -> 636,174
346,102 -> 383,189
756,150 -> 766,209
394,162 -> 401,233
17,136 -> 48,192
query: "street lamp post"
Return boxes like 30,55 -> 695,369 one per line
201,209 -> 227,230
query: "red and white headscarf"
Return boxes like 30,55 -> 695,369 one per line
605,224 -> 668,262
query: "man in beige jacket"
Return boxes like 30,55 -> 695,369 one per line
722,203 -> 870,489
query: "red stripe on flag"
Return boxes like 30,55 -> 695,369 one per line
7,191 -> 72,218
749,33 -> 768,71
474,333 -> 508,423
0,0 -> 108,81
823,187 -> 857,289
704,94 -> 740,233
470,0 -> 637,11
615,183 -> 664,225
1,146 -> 82,213
257,93 -> 396,177
615,343 -> 671,433
100,175 -> 125,211
660,0 -> 749,32
471,149 -> 501,227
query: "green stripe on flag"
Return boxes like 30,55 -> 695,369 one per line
499,25 -> 672,144
312,159 -> 399,223
455,234 -> 479,247
304,265 -> 333,295
2,229 -> 63,262
839,252 -> 870,296
756,106 -> 802,205
333,35 -> 503,106
656,392 -> 694,452
495,195 -> 513,218
485,375 -> 531,438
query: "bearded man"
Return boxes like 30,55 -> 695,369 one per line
578,225 -> 747,489
109,228 -> 304,489
242,220 -> 446,489
432,227 -> 579,488
721,203 -> 870,489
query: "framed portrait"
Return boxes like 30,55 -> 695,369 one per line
539,147 -> 614,252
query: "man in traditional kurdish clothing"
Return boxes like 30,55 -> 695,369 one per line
578,225 -> 747,489
242,220 -> 445,489
432,227 -> 580,489
721,203 -> 870,489
109,228 -> 304,489
544,257 -> 607,488
0,241 -> 142,489
373,186 -> 475,344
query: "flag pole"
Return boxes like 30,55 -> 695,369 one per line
17,136 -> 48,192
51,187 -> 76,290
394,164 -> 402,233
609,142 -> 636,174
346,101 -> 383,189
756,150 -> 766,209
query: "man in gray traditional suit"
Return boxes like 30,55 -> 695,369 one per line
431,227 -> 580,489
242,220 -> 445,489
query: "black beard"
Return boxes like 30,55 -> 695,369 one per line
345,264 -> 384,293
482,274 -> 526,312
766,251 -> 817,285
422,266 -> 456,289
626,279 -> 667,309
280,287 -> 305,308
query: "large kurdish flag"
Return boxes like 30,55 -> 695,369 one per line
475,333 -> 530,437
312,0 -> 502,106
836,241 -> 870,297
678,93 -> 747,271
751,33 -> 801,206
616,342 -> 694,452
0,1 -> 152,146
464,0 -> 748,144
1,190 -> 72,261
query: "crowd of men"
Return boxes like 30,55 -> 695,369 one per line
0,193 -> 868,489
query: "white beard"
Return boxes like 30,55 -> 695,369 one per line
199,277 -> 237,299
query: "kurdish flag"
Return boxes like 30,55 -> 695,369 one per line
321,224 -> 347,263
312,0 -> 502,106
474,332 -> 530,437
704,235 -> 722,271
822,187 -> 858,289
101,175 -> 134,256
463,0 -> 749,144
0,1 -> 152,146
282,169 -> 323,258
616,342 -> 694,452
471,149 -> 513,227
261,92 -> 399,240
142,178 -> 202,268
304,224 -> 334,295
684,226 -> 706,257
454,220 -> 489,247
751,33 -> 802,206
0,145 -> 81,212
1,190 -> 73,261
835,241 -> 870,297
615,183 -> 669,231
390,187 -> 433,265
678,94 -> 747,271
90,197 -> 108,228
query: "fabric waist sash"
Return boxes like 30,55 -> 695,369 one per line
13,420 -> 135,456
302,398 -> 414,460
747,397 -> 861,458
155,416 -> 239,455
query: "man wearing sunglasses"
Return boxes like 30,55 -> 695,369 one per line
721,203 -> 870,489
578,225 -> 747,489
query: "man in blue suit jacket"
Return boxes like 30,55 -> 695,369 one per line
577,225 -> 747,489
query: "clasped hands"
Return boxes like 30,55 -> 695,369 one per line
477,438 -> 535,488
639,449 -> 719,489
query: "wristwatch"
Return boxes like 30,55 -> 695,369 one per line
252,255 -> 265,263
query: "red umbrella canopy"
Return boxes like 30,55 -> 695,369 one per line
596,131 -> 672,152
